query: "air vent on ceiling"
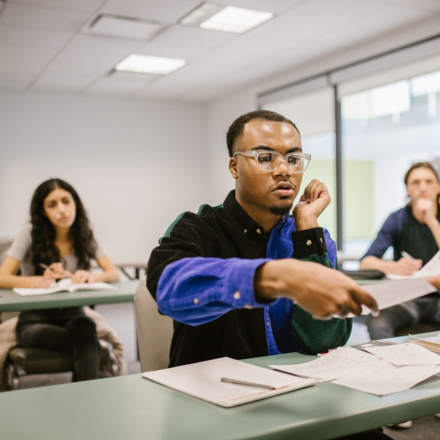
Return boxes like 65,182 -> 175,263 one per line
88,14 -> 160,41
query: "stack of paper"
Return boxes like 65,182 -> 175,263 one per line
270,345 -> 440,396
142,357 -> 316,407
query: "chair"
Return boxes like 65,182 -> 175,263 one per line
6,339 -> 119,390
135,276 -> 173,372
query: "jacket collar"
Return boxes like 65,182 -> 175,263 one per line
223,190 -> 289,240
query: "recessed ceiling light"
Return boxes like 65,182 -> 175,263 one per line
115,55 -> 186,75
179,3 -> 273,33
179,3 -> 223,26
200,6 -> 273,33
89,15 -> 160,41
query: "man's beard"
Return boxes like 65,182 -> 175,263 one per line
269,201 -> 293,216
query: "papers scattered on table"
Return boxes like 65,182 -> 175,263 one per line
270,347 -> 440,396
142,357 -> 316,407
363,343 -> 440,366
13,278 -> 117,296
408,336 -> 440,355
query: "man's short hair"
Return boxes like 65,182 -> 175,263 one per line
226,110 -> 300,157
404,162 -> 440,185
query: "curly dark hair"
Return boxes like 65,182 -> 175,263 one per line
30,178 -> 98,275
226,110 -> 300,157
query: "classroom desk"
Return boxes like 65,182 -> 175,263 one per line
0,280 -> 139,312
2,332 -> 440,440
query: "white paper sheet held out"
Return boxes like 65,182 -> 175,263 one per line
142,357 -> 316,407
364,343 -> 440,366
354,277 -> 436,316
270,347 -> 440,396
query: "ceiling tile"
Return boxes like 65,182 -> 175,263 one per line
0,3 -> 92,32
86,74 -> 157,97
379,0 -> 440,13
100,0 -> 201,24
0,25 -> 73,49
33,74 -> 95,91
136,25 -> 236,60
9,0 -> 103,13
49,34 -> 141,70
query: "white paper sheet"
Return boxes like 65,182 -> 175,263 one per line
386,251 -> 440,280
270,347 -> 440,396
270,347 -> 375,380
364,343 -> 440,366
355,277 -> 436,315
143,357 -> 316,407
333,361 -> 440,396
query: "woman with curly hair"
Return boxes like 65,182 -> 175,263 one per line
0,178 -> 120,381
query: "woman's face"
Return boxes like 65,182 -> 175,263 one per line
43,188 -> 76,230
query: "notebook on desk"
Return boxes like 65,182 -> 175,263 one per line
142,357 -> 317,408
13,278 -> 117,296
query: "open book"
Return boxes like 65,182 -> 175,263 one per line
142,357 -> 316,408
13,278 -> 117,296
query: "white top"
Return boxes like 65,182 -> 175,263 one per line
7,224 -> 105,276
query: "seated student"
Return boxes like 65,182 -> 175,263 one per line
0,178 -> 120,381
147,110 -> 378,365
360,162 -> 440,340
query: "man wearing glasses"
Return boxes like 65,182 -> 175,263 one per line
147,110 -> 378,369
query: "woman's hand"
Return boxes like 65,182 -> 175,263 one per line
71,270 -> 94,284
44,262 -> 70,279
33,274 -> 56,288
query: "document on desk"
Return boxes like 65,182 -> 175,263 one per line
271,347 -> 440,396
142,357 -> 316,408
356,277 -> 436,315
363,343 -> 440,366
386,250 -> 440,280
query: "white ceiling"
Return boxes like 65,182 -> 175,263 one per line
0,0 -> 440,102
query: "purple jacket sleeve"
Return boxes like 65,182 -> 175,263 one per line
156,257 -> 274,326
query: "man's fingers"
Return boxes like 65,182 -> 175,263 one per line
350,286 -> 378,315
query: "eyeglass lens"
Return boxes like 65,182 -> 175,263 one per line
256,152 -> 308,172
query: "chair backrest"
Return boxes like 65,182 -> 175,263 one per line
135,276 -> 173,372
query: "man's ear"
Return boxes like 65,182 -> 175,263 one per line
229,157 -> 238,180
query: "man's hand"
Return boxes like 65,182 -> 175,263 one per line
413,198 -> 436,224
429,275 -> 440,291
254,259 -> 379,320
292,180 -> 331,231
393,257 -> 422,276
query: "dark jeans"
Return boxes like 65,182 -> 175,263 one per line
336,428 -> 393,439
367,297 -> 440,339
16,307 -> 101,382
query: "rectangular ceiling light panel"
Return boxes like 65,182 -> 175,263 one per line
199,6 -> 273,33
115,54 -> 186,75
90,15 -> 160,40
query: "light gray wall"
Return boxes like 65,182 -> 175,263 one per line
0,90 -> 208,262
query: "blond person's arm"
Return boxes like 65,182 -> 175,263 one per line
360,255 -> 422,276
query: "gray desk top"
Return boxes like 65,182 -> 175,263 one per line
1,333 -> 440,440
0,280 -> 139,312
